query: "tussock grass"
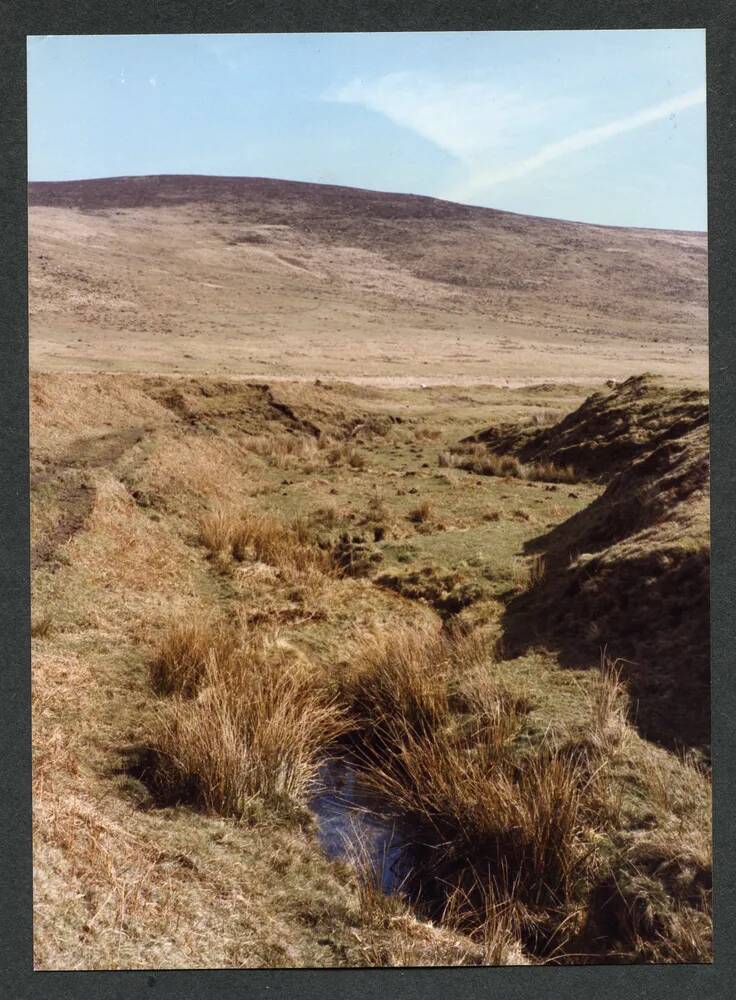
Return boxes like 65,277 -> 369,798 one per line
199,507 -> 235,556
200,507 -> 332,574
440,444 -> 578,484
367,727 -> 591,917
408,501 -> 432,524
230,513 -> 331,573
243,433 -> 321,468
337,626 -> 451,739
588,655 -> 630,755
144,635 -> 349,818
442,880 -> 526,965
148,615 -> 239,698
243,432 -> 367,471
339,625 -> 613,952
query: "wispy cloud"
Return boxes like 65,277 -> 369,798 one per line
330,72 -> 706,204
456,86 -> 706,199
331,72 -> 564,160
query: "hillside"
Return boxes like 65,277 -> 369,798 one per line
28,175 -> 708,385
448,375 -> 710,751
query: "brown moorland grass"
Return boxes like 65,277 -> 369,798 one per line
143,633 -> 350,818
336,628 -> 688,957
200,507 -> 332,574
242,432 -> 368,472
440,445 -> 579,484
148,614 -> 240,698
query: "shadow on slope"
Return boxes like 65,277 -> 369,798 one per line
492,377 -> 710,753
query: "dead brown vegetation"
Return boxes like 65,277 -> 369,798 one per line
440,445 -> 578,484
143,631 -> 349,818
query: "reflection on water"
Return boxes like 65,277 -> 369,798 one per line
310,757 -> 413,895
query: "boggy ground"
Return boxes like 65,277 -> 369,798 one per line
31,371 -> 711,968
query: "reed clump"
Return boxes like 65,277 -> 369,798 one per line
143,632 -> 349,818
440,444 -> 578,484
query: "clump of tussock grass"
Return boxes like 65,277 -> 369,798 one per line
587,655 -> 630,755
439,446 -> 520,478
230,513 -> 331,573
364,723 -> 595,941
148,614 -> 239,698
143,636 -> 350,818
242,432 -> 320,469
339,626 -> 612,953
442,879 -> 527,965
407,501 -> 432,524
242,432 -> 367,471
328,441 -> 367,470
338,626 -> 451,740
439,444 -> 578,484
199,507 -> 332,575
199,507 -> 237,559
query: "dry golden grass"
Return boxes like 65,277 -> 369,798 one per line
442,880 -> 527,965
243,432 -> 321,468
343,823 -> 527,967
243,432 -> 367,472
148,615 -> 239,698
338,625 -> 610,950
144,633 -> 350,817
338,626 -> 450,739
70,475 -> 190,597
440,445 -> 578,484
200,506 -> 332,575
587,655 -> 631,755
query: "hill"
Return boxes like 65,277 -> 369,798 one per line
28,175 -> 707,385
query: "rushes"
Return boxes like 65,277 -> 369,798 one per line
588,655 -> 630,755
200,507 -> 332,574
365,723 -> 589,914
339,625 -> 602,945
144,630 -> 349,818
148,615 -> 238,698
242,432 -> 367,471
338,627 -> 451,740
440,444 -> 578,484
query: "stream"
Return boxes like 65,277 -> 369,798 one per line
310,757 -> 414,895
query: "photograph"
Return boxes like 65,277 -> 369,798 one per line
27,29 -> 711,969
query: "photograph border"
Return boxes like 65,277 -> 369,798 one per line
2,2 -> 734,997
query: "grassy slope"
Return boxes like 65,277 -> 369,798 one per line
461,375 -> 710,751
31,372 -> 711,968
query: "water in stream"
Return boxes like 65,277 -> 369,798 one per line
310,757 -> 414,895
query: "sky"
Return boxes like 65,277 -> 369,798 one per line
27,30 -> 707,230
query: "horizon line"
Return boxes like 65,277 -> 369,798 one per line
26,172 -> 709,236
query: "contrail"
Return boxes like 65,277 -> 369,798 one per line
463,87 -> 706,194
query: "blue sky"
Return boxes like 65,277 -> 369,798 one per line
27,31 -> 707,229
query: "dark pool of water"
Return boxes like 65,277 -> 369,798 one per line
310,757 -> 414,895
